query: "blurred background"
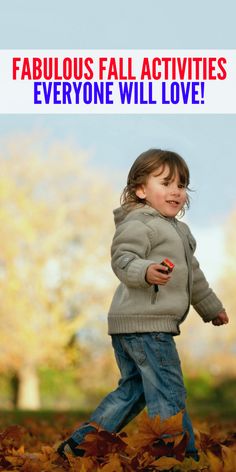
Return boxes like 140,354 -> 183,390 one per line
0,0 -> 235,420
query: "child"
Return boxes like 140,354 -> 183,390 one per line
58,148 -> 229,462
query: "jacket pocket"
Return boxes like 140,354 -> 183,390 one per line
117,254 -> 136,270
151,285 -> 159,304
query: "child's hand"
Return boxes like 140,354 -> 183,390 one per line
145,263 -> 172,286
212,311 -> 229,326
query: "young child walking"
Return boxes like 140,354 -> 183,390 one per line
58,148 -> 229,462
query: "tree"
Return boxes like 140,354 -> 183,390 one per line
213,208 -> 236,374
177,209 -> 236,378
0,134 -> 117,409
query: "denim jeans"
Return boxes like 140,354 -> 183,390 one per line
71,332 -> 198,456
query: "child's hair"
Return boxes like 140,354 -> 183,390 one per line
121,148 -> 190,215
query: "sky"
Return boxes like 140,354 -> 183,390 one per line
0,0 -> 235,282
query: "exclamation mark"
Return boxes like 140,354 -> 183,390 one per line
201,82 -> 205,103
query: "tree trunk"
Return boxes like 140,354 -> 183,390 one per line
11,373 -> 19,408
17,363 -> 40,410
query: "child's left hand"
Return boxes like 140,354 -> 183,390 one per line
212,311 -> 229,326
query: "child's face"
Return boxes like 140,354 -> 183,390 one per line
135,165 -> 187,218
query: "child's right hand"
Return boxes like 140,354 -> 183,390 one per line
145,263 -> 172,286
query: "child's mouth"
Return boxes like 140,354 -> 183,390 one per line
166,200 -> 179,205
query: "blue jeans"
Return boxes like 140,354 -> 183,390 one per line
71,332 -> 198,456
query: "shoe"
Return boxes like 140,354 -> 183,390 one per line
57,437 -> 85,459
185,451 -> 200,462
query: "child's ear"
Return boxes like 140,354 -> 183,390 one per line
135,185 -> 146,200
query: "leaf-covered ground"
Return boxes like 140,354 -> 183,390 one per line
0,411 -> 235,471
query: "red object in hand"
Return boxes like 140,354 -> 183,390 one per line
154,258 -> 175,292
159,258 -> 175,273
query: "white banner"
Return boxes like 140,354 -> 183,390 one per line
0,49 -> 235,114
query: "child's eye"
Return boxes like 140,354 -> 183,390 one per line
178,184 -> 186,189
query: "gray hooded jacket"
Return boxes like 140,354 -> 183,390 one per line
108,205 -> 224,335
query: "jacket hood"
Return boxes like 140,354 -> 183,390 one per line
113,205 -> 160,228
113,206 -> 128,227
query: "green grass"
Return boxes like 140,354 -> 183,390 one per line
0,409 -> 91,428
0,370 -> 235,424
185,375 -> 236,420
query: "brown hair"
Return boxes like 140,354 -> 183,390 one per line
121,148 -> 190,215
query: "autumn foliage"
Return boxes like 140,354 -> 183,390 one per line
0,411 -> 235,471
0,135 -> 117,409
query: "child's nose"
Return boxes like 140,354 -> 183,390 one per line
170,185 -> 180,195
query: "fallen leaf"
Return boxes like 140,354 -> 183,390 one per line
100,452 -> 124,471
151,455 -> 182,470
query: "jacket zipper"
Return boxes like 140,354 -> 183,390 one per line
151,285 -> 158,304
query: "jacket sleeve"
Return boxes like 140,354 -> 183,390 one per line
191,255 -> 224,322
111,219 -> 156,288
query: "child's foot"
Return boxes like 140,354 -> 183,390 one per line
57,437 -> 85,459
